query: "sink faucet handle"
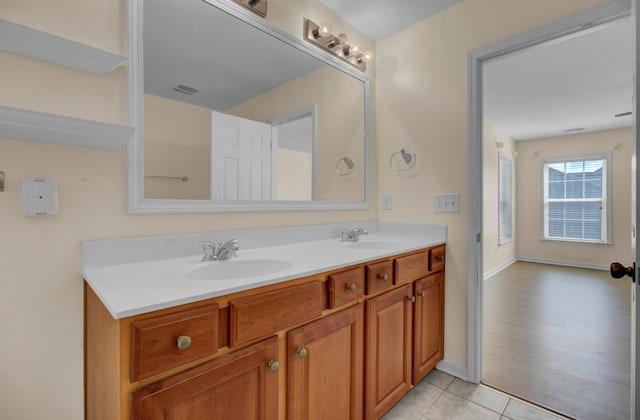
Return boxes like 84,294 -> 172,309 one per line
199,242 -> 217,262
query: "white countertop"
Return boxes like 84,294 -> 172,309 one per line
83,223 -> 446,319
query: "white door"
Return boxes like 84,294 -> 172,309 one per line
211,111 -> 273,200
633,2 -> 639,416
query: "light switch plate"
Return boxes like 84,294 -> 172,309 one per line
382,193 -> 392,210
434,193 -> 460,213
22,178 -> 57,216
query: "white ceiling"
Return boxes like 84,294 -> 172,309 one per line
319,0 -> 463,41
144,0 -> 324,110
483,18 -> 632,141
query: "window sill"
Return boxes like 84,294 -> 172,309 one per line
541,237 -> 611,245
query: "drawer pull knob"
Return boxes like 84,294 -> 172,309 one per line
268,360 -> 280,372
347,283 -> 357,292
176,335 -> 192,350
407,296 -> 416,303
296,347 -> 308,359
418,291 -> 426,297
379,273 -> 389,282
436,256 -> 445,261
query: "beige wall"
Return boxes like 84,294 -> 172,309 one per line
375,0 -> 611,368
515,128 -> 632,266
229,65 -> 366,202
0,1 -> 374,419
144,94 -> 211,199
483,121 -> 516,275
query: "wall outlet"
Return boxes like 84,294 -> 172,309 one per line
382,193 -> 392,210
434,193 -> 460,213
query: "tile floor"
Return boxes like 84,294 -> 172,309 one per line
383,369 -> 568,420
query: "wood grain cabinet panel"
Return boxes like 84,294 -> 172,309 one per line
131,336 -> 279,420
130,305 -> 219,381
328,266 -> 364,308
365,285 -> 413,419
287,304 -> 364,420
229,281 -> 323,346
428,245 -> 446,273
394,252 -> 428,285
365,261 -> 394,295
413,272 -> 445,384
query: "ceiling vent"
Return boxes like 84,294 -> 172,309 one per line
173,84 -> 198,95
563,127 -> 585,133
615,111 -> 632,117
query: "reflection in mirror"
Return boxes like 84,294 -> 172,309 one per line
139,0 -> 367,206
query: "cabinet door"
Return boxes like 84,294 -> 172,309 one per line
287,304 -> 364,420
131,336 -> 279,420
365,285 -> 413,420
413,271 -> 445,384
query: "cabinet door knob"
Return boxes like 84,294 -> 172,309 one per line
379,273 -> 389,282
418,291 -> 425,297
347,283 -> 357,292
407,296 -> 416,303
436,255 -> 445,261
268,360 -> 280,372
296,347 -> 308,358
176,335 -> 192,350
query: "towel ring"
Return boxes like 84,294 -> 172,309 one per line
336,156 -> 355,175
390,148 -> 416,172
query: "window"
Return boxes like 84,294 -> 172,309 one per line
542,155 -> 610,243
499,153 -> 513,245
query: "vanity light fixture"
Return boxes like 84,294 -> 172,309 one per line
304,18 -> 373,72
233,0 -> 267,17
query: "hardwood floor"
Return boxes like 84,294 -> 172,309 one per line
483,262 -> 631,420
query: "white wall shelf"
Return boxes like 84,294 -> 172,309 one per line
0,106 -> 134,150
0,19 -> 126,75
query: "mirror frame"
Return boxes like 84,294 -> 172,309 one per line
126,0 -> 371,213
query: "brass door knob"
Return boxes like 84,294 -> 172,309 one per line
296,347 -> 308,358
177,335 -> 192,350
268,360 -> 280,372
379,273 -> 389,282
347,283 -> 357,292
610,262 -> 635,280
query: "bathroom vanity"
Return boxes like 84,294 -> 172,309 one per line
84,225 -> 446,419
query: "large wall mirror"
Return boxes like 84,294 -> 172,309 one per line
127,0 -> 370,213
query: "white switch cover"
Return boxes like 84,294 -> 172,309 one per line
434,193 -> 460,213
382,193 -> 392,210
22,178 -> 57,216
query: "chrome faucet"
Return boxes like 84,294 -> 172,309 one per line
341,227 -> 369,242
199,239 -> 239,261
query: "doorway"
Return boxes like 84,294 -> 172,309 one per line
467,1 -> 635,419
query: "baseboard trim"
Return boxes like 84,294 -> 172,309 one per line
516,256 -> 608,271
435,359 -> 468,382
483,257 -> 517,280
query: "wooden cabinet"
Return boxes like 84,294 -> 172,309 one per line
131,336 -> 279,419
85,244 -> 445,420
287,304 -> 364,420
365,285 -> 413,419
413,271 -> 445,384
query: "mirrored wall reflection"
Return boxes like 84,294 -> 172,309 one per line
142,0 -> 366,202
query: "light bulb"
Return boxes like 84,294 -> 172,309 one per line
336,33 -> 348,45
318,22 -> 332,37
351,42 -> 361,54
362,50 -> 374,62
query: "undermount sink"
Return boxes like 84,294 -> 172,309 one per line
345,241 -> 402,250
186,258 -> 294,281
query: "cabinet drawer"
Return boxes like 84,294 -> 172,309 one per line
131,305 -> 219,382
365,260 -> 393,294
230,281 -> 323,346
394,251 -> 428,285
429,245 -> 446,272
329,266 -> 364,308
